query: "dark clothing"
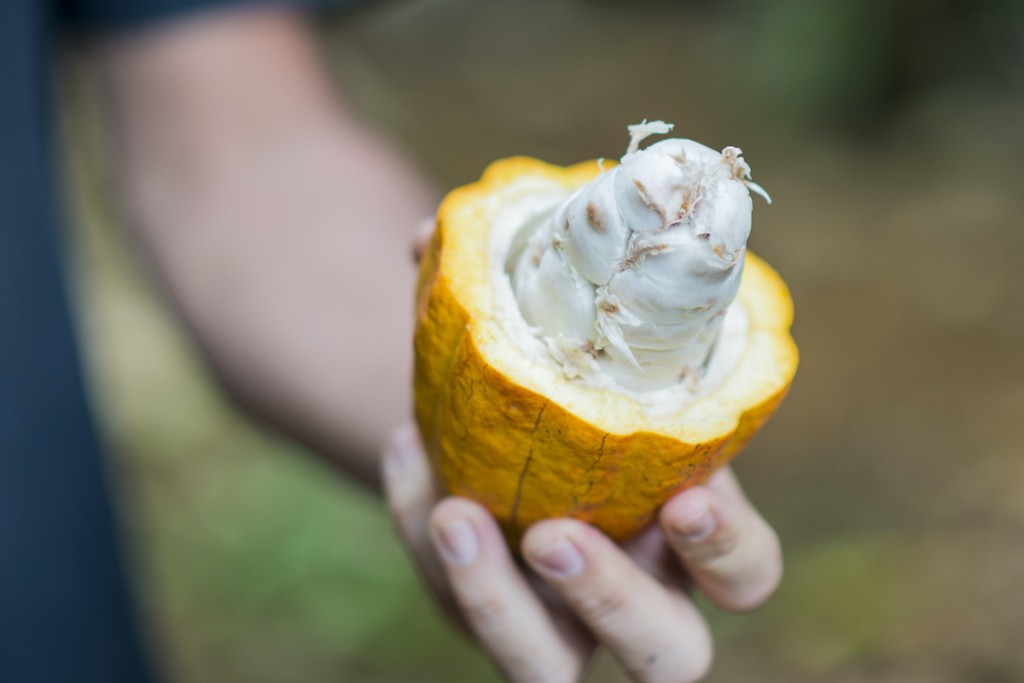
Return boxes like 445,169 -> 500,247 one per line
0,1 -> 345,681
0,1 -> 153,680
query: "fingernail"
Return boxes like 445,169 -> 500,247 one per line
531,537 -> 585,578
432,519 -> 479,567
672,505 -> 716,543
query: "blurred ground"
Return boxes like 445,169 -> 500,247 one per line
64,0 -> 1024,681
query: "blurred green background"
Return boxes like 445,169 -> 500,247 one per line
63,0 -> 1024,681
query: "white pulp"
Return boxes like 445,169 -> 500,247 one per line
509,121 -> 770,392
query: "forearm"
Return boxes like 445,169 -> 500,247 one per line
93,9 -> 435,489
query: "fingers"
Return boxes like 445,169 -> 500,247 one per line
620,524 -> 692,589
384,426 -> 591,681
523,521 -> 712,683
430,499 -> 592,683
381,424 -> 448,598
412,217 -> 436,262
659,467 -> 782,613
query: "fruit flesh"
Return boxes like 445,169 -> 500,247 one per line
510,122 -> 770,392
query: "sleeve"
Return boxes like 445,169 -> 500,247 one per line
57,0 -> 365,30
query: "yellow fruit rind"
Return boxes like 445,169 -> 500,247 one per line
414,157 -> 798,543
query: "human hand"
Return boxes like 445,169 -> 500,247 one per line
381,424 -> 782,683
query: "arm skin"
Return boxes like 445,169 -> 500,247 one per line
92,8 -> 436,489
